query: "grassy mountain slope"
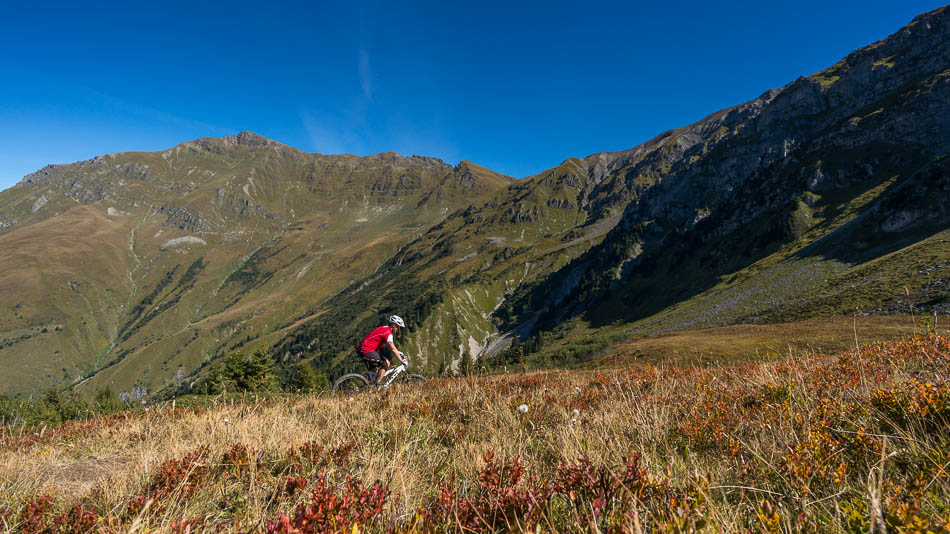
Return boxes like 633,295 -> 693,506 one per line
273,150 -> 651,378
273,6 -> 950,380
0,133 -> 512,396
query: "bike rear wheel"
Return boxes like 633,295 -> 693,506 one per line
332,373 -> 370,395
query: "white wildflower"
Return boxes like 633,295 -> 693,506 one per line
223,417 -> 230,424
518,404 -> 529,414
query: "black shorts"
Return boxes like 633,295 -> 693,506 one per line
358,350 -> 389,371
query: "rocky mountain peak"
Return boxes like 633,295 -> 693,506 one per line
453,160 -> 515,189
454,160 -> 485,175
227,131 -> 275,147
180,131 -> 290,154
910,5 -> 948,31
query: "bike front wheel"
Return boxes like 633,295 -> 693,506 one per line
332,373 -> 370,395
404,373 -> 426,385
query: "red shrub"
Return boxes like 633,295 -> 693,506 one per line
52,503 -> 105,534
552,454 -> 655,532
421,449 -> 550,532
284,475 -> 308,496
264,473 -> 389,534
14,498 -> 107,534
126,445 -> 212,517
222,442 -> 253,477
18,495 -> 53,534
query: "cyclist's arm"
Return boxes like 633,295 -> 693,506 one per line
387,339 -> 407,366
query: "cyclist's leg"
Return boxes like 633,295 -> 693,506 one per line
360,351 -> 381,379
376,358 -> 391,384
360,350 -> 389,385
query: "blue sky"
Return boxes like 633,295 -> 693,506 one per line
1,1 -> 945,189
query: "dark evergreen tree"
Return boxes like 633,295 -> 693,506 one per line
295,362 -> 329,393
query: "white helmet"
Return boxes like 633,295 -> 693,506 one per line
389,315 -> 406,328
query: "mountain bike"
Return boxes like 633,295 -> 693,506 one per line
332,355 -> 425,394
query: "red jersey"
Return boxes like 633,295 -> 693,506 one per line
359,326 -> 393,353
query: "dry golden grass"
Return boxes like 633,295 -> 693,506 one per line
2,333 -> 950,532
593,314 -> 921,367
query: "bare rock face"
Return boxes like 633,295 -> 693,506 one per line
881,211 -> 925,233
521,6 -> 950,327
228,131 -> 276,148
31,195 -> 47,213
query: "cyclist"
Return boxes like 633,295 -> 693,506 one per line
357,315 -> 408,385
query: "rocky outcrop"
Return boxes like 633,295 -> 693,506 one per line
161,236 -> 207,250
522,5 -> 950,327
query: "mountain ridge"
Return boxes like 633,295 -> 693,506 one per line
284,4 -> 950,378
0,133 -> 515,397
521,4 -> 950,336
0,5 -> 948,398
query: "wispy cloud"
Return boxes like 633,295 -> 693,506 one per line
358,49 -> 373,101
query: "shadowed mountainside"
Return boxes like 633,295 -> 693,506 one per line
275,5 -> 950,379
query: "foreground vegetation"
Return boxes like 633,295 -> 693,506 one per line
2,334 -> 950,532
